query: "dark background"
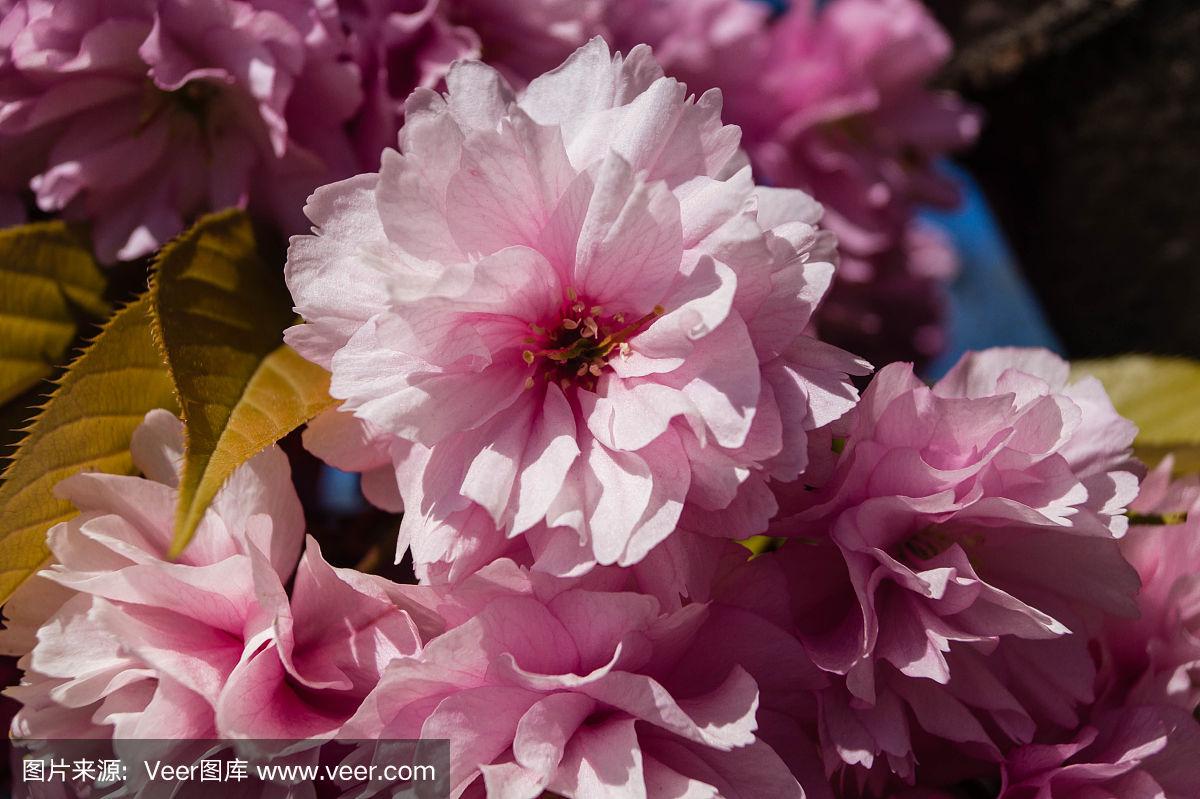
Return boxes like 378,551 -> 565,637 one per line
925,0 -> 1199,360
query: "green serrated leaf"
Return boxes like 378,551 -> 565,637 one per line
0,222 -> 108,408
150,209 -> 332,557
177,343 -> 333,557
1072,355 -> 1200,473
0,294 -> 178,603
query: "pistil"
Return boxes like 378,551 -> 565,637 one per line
521,289 -> 665,392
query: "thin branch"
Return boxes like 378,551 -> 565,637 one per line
945,0 -> 1146,91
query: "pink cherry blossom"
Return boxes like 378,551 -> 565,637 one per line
741,0 -> 980,253
286,38 -> 868,583
993,459 -> 1200,799
3,411 -> 420,754
0,0 -> 362,262
4,409 -> 303,741
341,557 -> 808,799
217,534 -> 425,752
771,348 -> 1142,781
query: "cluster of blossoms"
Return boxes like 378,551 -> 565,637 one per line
3,15 -> 1196,799
0,0 -> 363,262
0,0 -> 975,365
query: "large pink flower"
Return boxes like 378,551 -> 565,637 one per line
3,411 -> 420,754
0,0 -> 362,262
771,348 -> 1142,780
341,557 -> 808,799
287,38 -> 867,582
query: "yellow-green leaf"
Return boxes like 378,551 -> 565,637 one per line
1073,355 -> 1200,473
177,343 -> 333,557
150,209 -> 331,557
0,222 -> 108,407
0,294 -> 178,603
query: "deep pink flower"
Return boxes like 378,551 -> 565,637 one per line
604,0 -> 979,366
287,38 -> 867,583
341,557 -> 808,798
771,348 -> 1142,780
0,0 -> 362,262
444,0 -> 604,83
217,534 -> 425,750
342,0 -> 479,169
744,0 -> 980,252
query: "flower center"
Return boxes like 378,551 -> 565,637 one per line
168,81 -> 222,119
898,526 -> 983,565
139,79 -> 222,131
521,288 -> 663,393
826,115 -> 927,172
